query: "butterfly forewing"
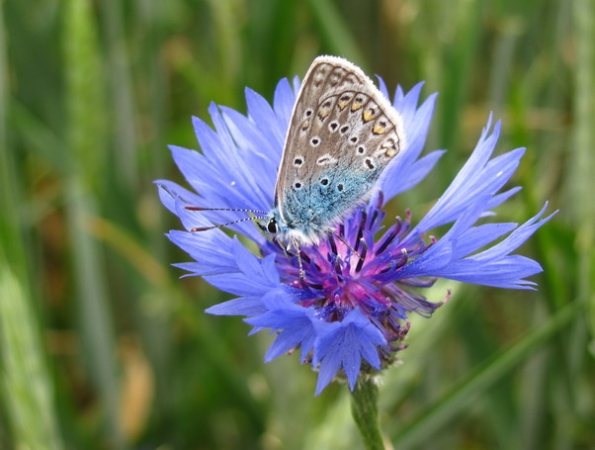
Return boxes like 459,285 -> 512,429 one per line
275,56 -> 406,236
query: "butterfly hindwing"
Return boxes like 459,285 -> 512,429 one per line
275,56 -> 406,237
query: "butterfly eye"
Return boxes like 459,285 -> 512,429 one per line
267,217 -> 278,234
320,178 -> 329,186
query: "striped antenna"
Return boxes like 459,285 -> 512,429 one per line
185,206 -> 268,214
184,206 -> 268,232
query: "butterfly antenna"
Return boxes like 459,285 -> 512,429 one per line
184,206 -> 267,232
185,206 -> 268,215
187,215 -> 264,232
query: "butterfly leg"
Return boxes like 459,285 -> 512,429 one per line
278,239 -> 306,280
297,250 -> 305,280
288,240 -> 306,280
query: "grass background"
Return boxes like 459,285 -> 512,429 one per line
1,0 -> 594,449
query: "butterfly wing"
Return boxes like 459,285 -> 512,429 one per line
275,55 -> 406,240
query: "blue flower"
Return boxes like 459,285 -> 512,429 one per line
157,75 -> 555,395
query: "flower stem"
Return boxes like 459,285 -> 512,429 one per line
350,377 -> 385,450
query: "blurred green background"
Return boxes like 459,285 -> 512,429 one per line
0,0 -> 593,449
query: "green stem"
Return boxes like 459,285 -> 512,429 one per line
350,377 -> 385,450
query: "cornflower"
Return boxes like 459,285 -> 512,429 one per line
158,74 -> 554,395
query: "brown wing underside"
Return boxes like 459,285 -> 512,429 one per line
275,56 -> 406,216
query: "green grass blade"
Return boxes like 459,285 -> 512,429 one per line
306,0 -> 366,67
391,301 -> 582,448
98,0 -> 138,187
0,267 -> 64,450
572,0 -> 595,344
0,3 -> 62,446
63,0 -> 124,447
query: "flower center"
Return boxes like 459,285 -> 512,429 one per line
263,192 -> 443,340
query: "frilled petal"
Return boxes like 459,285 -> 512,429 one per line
160,79 -> 298,243
156,181 -> 201,212
175,235 -> 281,317
414,119 -> 525,233
168,231 -> 236,276
380,84 -> 441,201
398,202 -> 556,289
204,238 -> 280,297
245,292 -> 318,363
473,203 -> 555,262
161,188 -> 240,276
313,309 -> 386,395
273,77 -> 299,125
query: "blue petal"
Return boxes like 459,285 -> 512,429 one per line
245,294 -> 318,362
473,203 -> 556,261
381,90 -> 439,201
245,86 -> 285,147
399,197 -> 492,278
486,187 -> 522,210
168,230 -> 237,275
399,202 -> 555,289
156,181 -> 202,212
376,76 -> 390,99
205,295 -> 270,316
313,309 -> 386,395
168,139 -> 268,242
168,144 -> 229,206
204,240 -> 280,296
430,256 -> 542,289
393,82 -> 425,121
387,149 -> 445,196
454,222 -> 518,258
168,143 -> 239,211
219,106 -> 277,202
414,119 -> 526,232
273,77 -> 296,128
207,102 -> 237,155
192,106 -> 274,214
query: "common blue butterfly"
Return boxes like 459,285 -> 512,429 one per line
190,56 -> 406,252
258,55 -> 406,246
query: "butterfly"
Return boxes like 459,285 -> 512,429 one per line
258,55 -> 406,246
189,56 -> 406,252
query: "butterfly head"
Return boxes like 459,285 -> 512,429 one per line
258,210 -> 280,235
184,205 -> 320,246
258,207 -> 330,248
